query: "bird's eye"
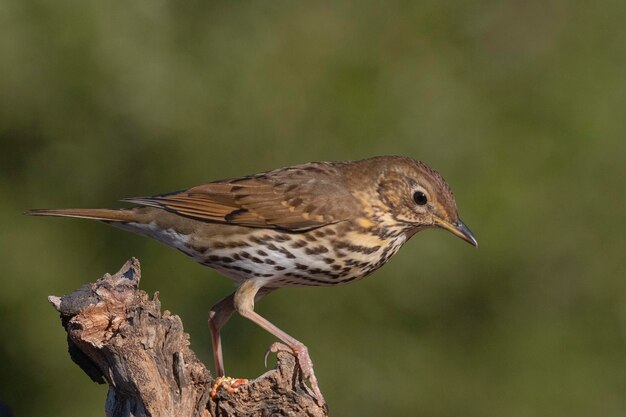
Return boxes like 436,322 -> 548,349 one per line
413,191 -> 428,206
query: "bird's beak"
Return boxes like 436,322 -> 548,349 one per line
434,217 -> 478,247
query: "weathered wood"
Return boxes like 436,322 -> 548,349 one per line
49,258 -> 328,417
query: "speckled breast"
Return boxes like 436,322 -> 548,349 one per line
116,220 -> 408,288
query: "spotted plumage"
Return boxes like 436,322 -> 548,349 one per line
28,155 -> 478,406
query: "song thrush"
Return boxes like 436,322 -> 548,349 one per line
28,155 -> 477,405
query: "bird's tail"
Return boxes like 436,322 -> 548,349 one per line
25,208 -> 139,222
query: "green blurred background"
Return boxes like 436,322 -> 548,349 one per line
1,1 -> 625,416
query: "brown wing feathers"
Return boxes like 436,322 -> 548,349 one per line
28,162 -> 358,231
123,180 -> 318,230
123,167 -> 356,231
122,181 -> 268,227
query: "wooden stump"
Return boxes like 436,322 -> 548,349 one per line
49,258 -> 328,417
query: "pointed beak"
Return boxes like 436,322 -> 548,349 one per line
434,217 -> 479,248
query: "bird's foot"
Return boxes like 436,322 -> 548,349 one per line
210,376 -> 248,398
265,342 -> 326,407
264,342 -> 291,368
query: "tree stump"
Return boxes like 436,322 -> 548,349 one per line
49,258 -> 328,417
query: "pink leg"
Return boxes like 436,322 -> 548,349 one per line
209,287 -> 274,377
208,293 -> 235,376
234,280 -> 325,406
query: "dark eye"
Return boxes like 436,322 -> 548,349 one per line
413,191 -> 428,206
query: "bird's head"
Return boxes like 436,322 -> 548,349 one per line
362,156 -> 478,247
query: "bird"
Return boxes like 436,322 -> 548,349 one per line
27,155 -> 477,405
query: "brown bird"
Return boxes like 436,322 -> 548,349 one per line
28,155 -> 477,405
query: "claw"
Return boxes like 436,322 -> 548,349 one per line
264,342 -> 292,368
292,344 -> 325,407
263,342 -> 326,407
210,376 -> 248,398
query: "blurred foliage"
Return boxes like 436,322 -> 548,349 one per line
1,1 -> 625,416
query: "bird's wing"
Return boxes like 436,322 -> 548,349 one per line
123,163 -> 356,231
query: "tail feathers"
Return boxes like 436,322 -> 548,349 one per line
26,208 -> 137,222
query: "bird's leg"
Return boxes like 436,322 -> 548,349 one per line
234,280 -> 325,406
208,292 -> 236,376
209,287 -> 274,376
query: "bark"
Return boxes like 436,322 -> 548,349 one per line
49,258 -> 328,417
